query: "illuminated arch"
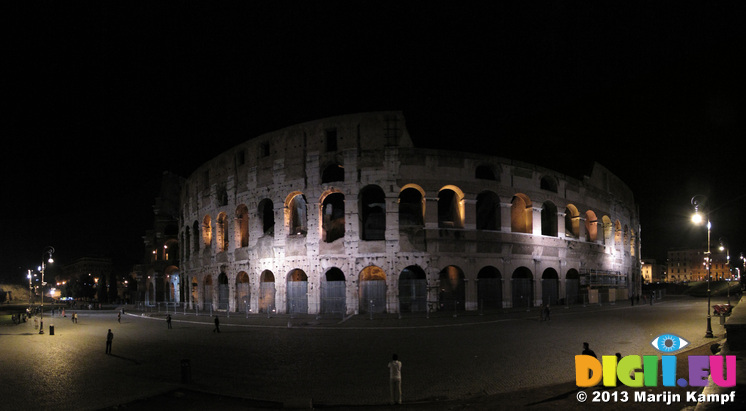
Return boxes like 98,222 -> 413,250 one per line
585,210 -> 598,242
438,185 -> 465,229
235,204 -> 249,248
511,193 -> 533,233
202,215 -> 212,247
284,191 -> 308,236
565,204 -> 580,238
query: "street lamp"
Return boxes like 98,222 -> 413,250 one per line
719,237 -> 731,305
38,246 -> 55,335
691,196 -> 714,338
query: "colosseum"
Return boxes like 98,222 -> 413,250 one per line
172,111 -> 641,315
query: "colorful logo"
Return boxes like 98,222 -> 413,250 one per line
575,334 -> 735,388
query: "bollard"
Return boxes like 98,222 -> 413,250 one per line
49,324 -> 54,335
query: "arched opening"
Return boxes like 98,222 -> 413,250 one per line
585,210 -> 598,242
203,274 -> 213,310
258,199 -> 275,236
147,280 -> 154,306
217,212 -> 228,252
165,266 -> 179,303
438,186 -> 464,229
475,164 -> 496,180
218,272 -> 229,310
477,266 -> 502,309
511,194 -> 532,233
565,205 -> 580,238
614,220 -> 622,245
202,215 -> 212,248
359,185 -> 386,241
287,269 -> 308,314
398,186 -> 424,229
511,267 -> 533,308
321,267 -> 346,314
566,269 -> 580,304
192,221 -> 200,254
602,215 -> 612,245
540,175 -> 558,192
630,229 -> 636,256
236,204 -> 249,248
184,227 -> 191,259
541,201 -> 558,237
259,270 -> 275,313
438,266 -> 465,311
236,272 -> 250,313
286,192 -> 308,236
322,192 -> 345,243
476,191 -> 500,230
359,266 -> 386,313
541,268 -> 559,306
191,277 -> 198,307
321,163 -> 344,183
398,265 -> 427,312
164,239 -> 179,261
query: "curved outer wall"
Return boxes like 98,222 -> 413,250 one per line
178,111 -> 642,314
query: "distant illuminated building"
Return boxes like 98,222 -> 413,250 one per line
666,248 -> 730,282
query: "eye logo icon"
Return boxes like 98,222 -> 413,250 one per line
650,334 -> 689,352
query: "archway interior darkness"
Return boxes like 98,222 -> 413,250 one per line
259,270 -> 275,313
477,266 -> 502,309
259,199 -> 275,235
399,266 -> 427,312
287,269 -> 308,314
359,266 -> 386,313
218,272 -> 229,310
321,268 -> 346,314
541,268 -> 559,306
360,185 -> 386,241
322,193 -> 345,242
236,272 -> 250,312
511,267 -> 533,309
438,266 -> 465,311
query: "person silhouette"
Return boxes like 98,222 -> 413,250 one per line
388,354 -> 402,404
106,329 -> 114,354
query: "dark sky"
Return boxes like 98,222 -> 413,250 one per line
3,2 -> 746,282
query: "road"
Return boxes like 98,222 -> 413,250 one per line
0,296 -> 732,410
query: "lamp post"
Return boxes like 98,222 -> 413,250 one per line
691,196 -> 714,338
719,238 -> 731,305
39,246 -> 55,335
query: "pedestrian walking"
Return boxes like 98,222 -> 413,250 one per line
167,314 -> 172,329
388,354 -> 402,405
582,342 -> 597,358
106,329 -> 113,354
118,312 -> 121,323
543,304 -> 551,321
582,342 -> 597,380
213,316 -> 220,333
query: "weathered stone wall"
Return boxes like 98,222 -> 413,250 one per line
178,111 -> 642,314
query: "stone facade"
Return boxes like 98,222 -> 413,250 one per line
177,111 -> 641,314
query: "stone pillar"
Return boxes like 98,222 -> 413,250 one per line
464,198 -> 477,230
500,202 -> 512,232
532,206 -> 543,235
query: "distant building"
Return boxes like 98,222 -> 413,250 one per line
131,171 -> 184,305
641,259 -> 666,283
62,257 -> 113,299
666,248 -> 731,282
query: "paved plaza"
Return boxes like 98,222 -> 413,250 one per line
0,296 -> 739,410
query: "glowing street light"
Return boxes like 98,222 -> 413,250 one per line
691,196 -> 714,338
38,246 -> 55,335
719,238 -> 731,305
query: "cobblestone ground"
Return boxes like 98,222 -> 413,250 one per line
0,296 -> 734,410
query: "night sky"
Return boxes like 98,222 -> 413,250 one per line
3,2 -> 746,282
